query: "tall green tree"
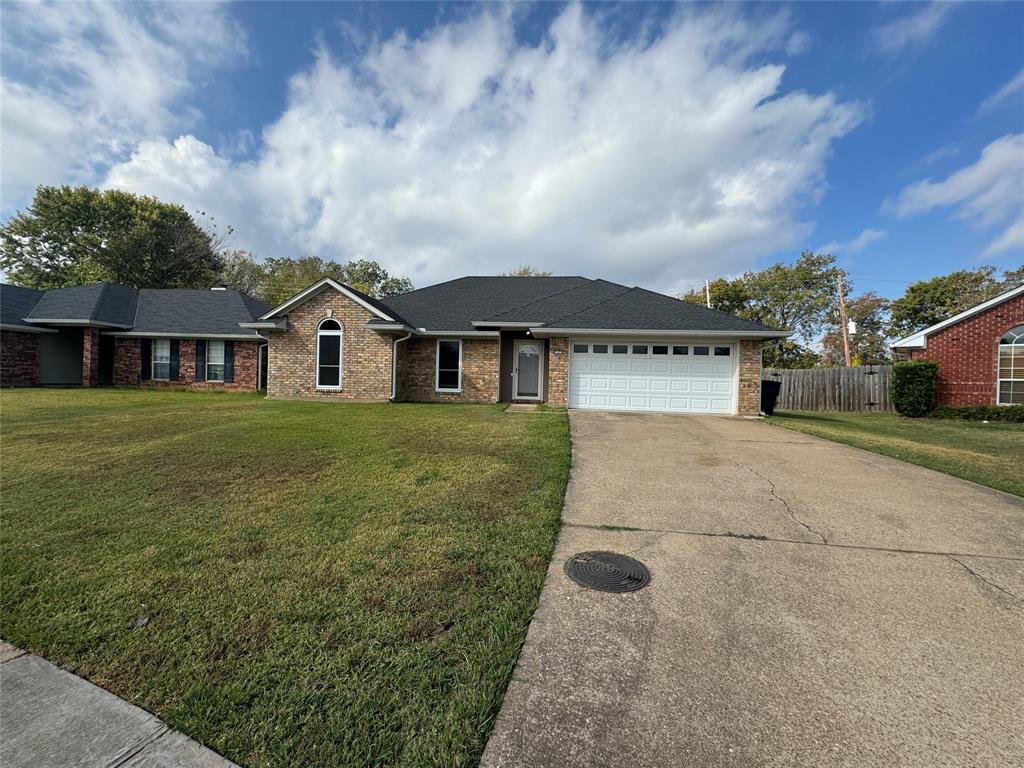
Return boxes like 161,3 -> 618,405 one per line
218,249 -> 267,296
888,265 -> 1024,338
681,252 -> 843,368
260,256 -> 413,306
0,185 -> 226,289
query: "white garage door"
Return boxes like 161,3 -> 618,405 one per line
568,341 -> 736,414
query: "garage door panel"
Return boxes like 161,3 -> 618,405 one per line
570,340 -> 736,414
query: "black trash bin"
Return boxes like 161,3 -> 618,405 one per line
760,379 -> 782,416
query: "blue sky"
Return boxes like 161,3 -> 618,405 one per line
1,1 -> 1022,298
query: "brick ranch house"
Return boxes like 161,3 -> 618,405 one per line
891,282 -> 1024,407
242,276 -> 788,415
0,283 -> 270,389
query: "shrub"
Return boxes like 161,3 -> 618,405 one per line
892,361 -> 939,417
928,405 -> 1024,423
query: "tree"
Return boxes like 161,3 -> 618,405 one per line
503,265 -> 553,276
219,250 -> 267,296
260,256 -> 413,306
0,185 -> 226,289
888,265 -> 1024,338
820,292 -> 891,366
681,252 -> 844,368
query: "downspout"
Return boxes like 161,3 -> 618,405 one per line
391,331 -> 413,402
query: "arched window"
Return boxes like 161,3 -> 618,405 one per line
998,325 -> 1024,405
317,318 -> 342,389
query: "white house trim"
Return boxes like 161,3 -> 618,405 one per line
0,323 -> 57,334
892,283 -> 1024,350
260,278 -> 395,322
530,327 -> 790,339
434,338 -> 463,393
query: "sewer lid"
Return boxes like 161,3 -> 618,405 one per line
564,551 -> 651,593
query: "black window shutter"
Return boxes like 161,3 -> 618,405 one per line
169,340 -> 180,381
140,338 -> 151,380
224,341 -> 235,383
195,340 -> 206,382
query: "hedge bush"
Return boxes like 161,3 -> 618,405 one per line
892,360 -> 939,417
928,404 -> 1024,423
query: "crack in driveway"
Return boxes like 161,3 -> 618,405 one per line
563,522 -> 1024,563
947,556 -> 1023,603
733,461 -> 829,544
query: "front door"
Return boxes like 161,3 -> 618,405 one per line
513,340 -> 544,400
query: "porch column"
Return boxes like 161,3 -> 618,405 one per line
82,327 -> 100,387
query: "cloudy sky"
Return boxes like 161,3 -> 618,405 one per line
1,1 -> 1022,296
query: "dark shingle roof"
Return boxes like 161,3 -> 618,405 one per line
26,283 -> 137,326
542,286 -> 780,333
373,276 -> 592,331
364,276 -> 783,335
4,282 -> 269,337
1,284 -> 44,329
132,289 -> 269,336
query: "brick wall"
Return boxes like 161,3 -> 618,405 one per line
113,336 -> 260,391
82,328 -> 100,387
1,330 -> 39,387
267,289 -> 393,400
396,337 -> 499,403
738,339 -> 763,416
547,337 -> 569,407
909,292 -> 1024,406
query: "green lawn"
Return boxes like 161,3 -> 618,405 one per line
0,389 -> 570,767
767,411 -> 1024,497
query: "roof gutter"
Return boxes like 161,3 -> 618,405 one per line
0,322 -> 58,334
391,330 -> 413,402
239,318 -> 288,331
23,318 -> 132,329
470,321 -> 539,328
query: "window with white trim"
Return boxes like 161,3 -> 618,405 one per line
317,319 -> 342,388
998,325 -> 1024,405
152,339 -> 170,380
206,340 -> 225,382
436,339 -> 462,391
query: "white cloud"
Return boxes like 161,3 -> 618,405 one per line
888,133 -> 1024,256
980,69 -> 1024,114
0,1 -> 246,210
871,2 -> 957,56
104,5 -> 860,291
819,228 -> 887,255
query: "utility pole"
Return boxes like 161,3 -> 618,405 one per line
837,272 -> 852,367
705,279 -> 712,309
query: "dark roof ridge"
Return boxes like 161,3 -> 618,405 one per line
89,282 -> 112,322
487,279 -> 626,321
543,285 -> 648,327
484,278 -> 601,319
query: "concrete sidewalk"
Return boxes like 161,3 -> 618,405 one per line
0,640 -> 237,768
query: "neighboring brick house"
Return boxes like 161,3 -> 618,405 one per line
248,276 -> 787,415
0,282 -> 269,391
892,283 -> 1024,407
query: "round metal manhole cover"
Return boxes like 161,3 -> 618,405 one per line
564,551 -> 651,593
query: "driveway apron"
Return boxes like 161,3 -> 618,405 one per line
483,411 -> 1024,768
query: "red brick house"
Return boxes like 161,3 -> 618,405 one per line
0,283 -> 269,390
245,276 -> 788,415
891,283 -> 1024,406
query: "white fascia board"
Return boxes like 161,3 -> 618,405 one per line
470,321 -> 538,328
103,331 -> 265,340
529,327 -> 791,339
239,319 -> 287,330
892,283 -> 1024,349
424,330 -> 499,338
0,322 -> 57,334
364,323 -> 414,332
259,278 -> 395,322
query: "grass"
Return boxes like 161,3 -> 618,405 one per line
0,389 -> 571,767
767,410 -> 1024,497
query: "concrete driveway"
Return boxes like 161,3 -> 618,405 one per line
483,411 -> 1024,768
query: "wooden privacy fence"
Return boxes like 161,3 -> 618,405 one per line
763,365 -> 893,412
